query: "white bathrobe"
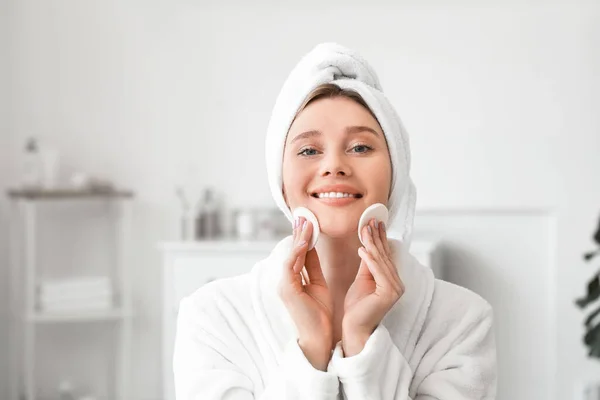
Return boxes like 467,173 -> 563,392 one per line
173,236 -> 497,399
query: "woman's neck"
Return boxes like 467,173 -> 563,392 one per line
314,234 -> 362,295
313,234 -> 363,344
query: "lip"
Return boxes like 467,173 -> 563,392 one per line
310,184 -> 363,197
309,183 -> 363,207
312,196 -> 360,207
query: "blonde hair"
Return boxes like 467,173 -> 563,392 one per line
292,83 -> 380,125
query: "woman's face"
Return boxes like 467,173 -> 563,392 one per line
282,96 -> 392,238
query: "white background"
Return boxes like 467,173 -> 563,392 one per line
1,0 -> 599,399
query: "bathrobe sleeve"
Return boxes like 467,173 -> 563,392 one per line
173,296 -> 340,400
330,303 -> 497,399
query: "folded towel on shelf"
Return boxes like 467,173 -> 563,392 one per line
39,276 -> 111,290
37,276 -> 114,314
39,286 -> 113,304
40,291 -> 113,306
39,276 -> 112,298
39,296 -> 113,314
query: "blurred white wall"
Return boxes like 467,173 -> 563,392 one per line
2,0 -> 600,399
0,0 -> 12,398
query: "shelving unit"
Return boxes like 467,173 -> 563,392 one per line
6,188 -> 134,400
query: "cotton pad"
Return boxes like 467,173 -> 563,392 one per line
358,203 -> 389,246
292,207 -> 320,250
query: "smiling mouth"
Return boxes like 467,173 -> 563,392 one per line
311,192 -> 363,199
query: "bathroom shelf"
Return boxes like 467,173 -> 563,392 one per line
7,187 -> 134,200
26,308 -> 132,323
6,190 -> 134,400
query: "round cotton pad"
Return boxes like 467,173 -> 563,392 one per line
292,207 -> 320,250
358,203 -> 389,246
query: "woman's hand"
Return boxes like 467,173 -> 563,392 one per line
342,218 -> 405,357
277,217 -> 334,370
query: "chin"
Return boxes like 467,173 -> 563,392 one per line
316,215 -> 358,239
320,225 -> 357,239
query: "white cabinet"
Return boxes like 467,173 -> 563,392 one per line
7,189 -> 134,400
159,238 -> 440,400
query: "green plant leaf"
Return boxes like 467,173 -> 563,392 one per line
576,273 -> 600,309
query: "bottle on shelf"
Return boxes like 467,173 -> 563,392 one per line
20,137 -> 41,190
196,188 -> 221,240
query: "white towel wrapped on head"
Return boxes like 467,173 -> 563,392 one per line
265,42 -> 417,248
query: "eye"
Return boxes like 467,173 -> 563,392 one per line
298,147 -> 319,157
351,144 -> 373,154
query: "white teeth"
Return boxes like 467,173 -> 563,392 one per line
316,192 -> 356,198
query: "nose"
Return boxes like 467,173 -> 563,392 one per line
319,151 -> 351,177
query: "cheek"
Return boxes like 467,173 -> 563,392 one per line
370,157 -> 392,201
373,175 -> 390,201
282,155 -> 308,202
282,156 -> 296,186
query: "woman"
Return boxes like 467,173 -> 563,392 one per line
173,43 -> 497,399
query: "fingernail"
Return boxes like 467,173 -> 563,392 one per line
382,222 -> 386,231
374,220 -> 379,229
302,220 -> 307,231
368,225 -> 372,235
293,218 -> 297,229
298,240 -> 307,247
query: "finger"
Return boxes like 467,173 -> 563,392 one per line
292,216 -> 298,240
292,218 -> 313,279
359,247 -> 403,303
305,248 -> 327,286
380,222 -> 392,256
362,223 -> 395,284
386,259 -> 402,293
370,219 -> 387,257
293,216 -> 305,243
299,217 -> 312,244
284,240 -> 308,282
292,239 -> 308,275
300,266 -> 310,285
368,219 -> 399,288
376,221 -> 401,289
358,246 -> 389,286
362,224 -> 375,252
355,258 -> 374,281
362,223 -> 381,257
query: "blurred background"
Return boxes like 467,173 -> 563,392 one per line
1,0 -> 599,399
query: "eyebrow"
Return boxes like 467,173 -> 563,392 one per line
290,125 -> 380,144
